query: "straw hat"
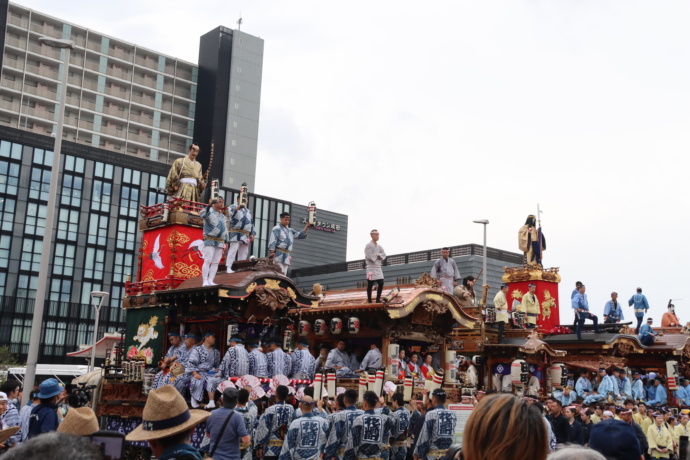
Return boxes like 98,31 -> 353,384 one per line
0,427 -> 19,444
126,385 -> 210,441
57,407 -> 100,436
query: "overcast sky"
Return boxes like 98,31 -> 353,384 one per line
19,0 -> 690,324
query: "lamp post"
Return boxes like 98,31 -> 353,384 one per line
89,291 -> 109,372
22,37 -> 75,409
473,219 -> 489,288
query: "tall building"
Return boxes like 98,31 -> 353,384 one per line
0,1 -> 348,364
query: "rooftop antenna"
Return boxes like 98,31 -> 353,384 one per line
237,14 -> 243,31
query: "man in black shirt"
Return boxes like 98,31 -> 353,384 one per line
546,399 -> 569,444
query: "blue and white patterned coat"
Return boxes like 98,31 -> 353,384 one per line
152,343 -> 188,390
326,407 -> 363,460
267,348 -> 291,377
2,402 -> 21,445
186,344 -> 221,401
229,205 -> 256,244
268,225 -> 307,265
575,376 -> 593,399
249,348 -> 269,378
413,406 -> 457,460
219,344 -> 250,378
279,412 -> 329,460
290,348 -> 316,379
255,401 -> 295,456
236,404 -> 258,460
171,345 -> 194,394
346,409 -> 396,460
200,206 -> 229,247
390,407 -> 411,460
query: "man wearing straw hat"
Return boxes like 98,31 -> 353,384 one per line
56,407 -> 99,436
279,396 -> 328,460
126,385 -> 210,460
27,378 -> 64,439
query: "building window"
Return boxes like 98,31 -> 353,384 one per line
84,247 -> 105,279
53,243 -> 76,277
87,214 -> 108,246
0,272 -> 6,297
148,174 -> 166,205
119,185 -> 139,218
0,198 -> 16,232
81,282 -> 103,305
57,208 -> 79,241
25,203 -> 47,236
29,167 -> 52,202
0,140 -> 23,160
20,238 -> 43,272
94,161 -> 114,180
113,251 -> 133,284
64,154 -> 85,173
116,220 -> 136,251
33,148 -> 54,166
0,160 -> 20,196
92,180 -> 112,212
61,174 -> 83,207
49,278 -> 72,303
0,234 -> 10,270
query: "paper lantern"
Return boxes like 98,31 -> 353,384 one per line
282,329 -> 293,352
386,343 -> 400,379
445,351 -> 457,384
314,319 -> 327,336
298,320 -> 311,337
330,317 -> 342,335
348,317 -> 360,334
667,360 -> 680,391
549,363 -> 568,390
511,359 -> 529,388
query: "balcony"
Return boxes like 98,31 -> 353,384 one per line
130,92 -> 155,107
172,102 -> 193,118
134,54 -> 158,70
128,111 -> 153,125
100,124 -> 126,138
3,57 -> 26,72
132,73 -> 158,90
23,84 -> 58,100
21,104 -> 55,120
7,14 -> 30,29
27,42 -> 62,60
0,100 -> 20,113
107,66 -> 132,81
1,78 -> 23,92
173,85 -> 192,99
175,66 -> 194,82
25,63 -> 59,80
5,35 -> 27,50
110,47 -> 133,63
104,85 -> 129,101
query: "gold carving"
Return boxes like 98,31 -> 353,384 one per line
142,269 -> 155,282
287,287 -> 297,300
502,266 -> 562,283
264,279 -> 281,290
415,273 -> 440,288
422,299 -> 448,315
254,286 -> 291,311
219,289 -> 229,297
311,300 -> 320,308
541,290 -> 557,321
426,294 -> 443,302
167,229 -> 190,248
246,282 -> 257,294
617,342 -> 633,356
141,240 -> 149,251
173,262 -> 201,279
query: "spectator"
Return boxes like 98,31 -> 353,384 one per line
56,407 -> 99,436
580,409 -> 594,446
19,391 -> 38,443
547,445 -> 606,460
589,419 -> 642,460
126,385 -> 211,460
463,394 -> 547,460
0,380 -> 22,447
1,431 -> 104,460
564,406 -> 584,445
27,378 -> 64,439
205,387 -> 250,460
546,399 -> 569,445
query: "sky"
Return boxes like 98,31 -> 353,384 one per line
18,0 -> 690,323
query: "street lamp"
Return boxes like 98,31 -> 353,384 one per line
473,219 -> 489,289
89,291 -> 110,373
22,36 -> 75,409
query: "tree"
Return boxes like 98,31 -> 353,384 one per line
0,345 -> 20,384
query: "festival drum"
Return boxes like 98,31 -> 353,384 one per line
486,305 -> 496,323
314,319 -> 327,336
298,320 -> 311,336
348,317 -> 360,334
330,317 -> 343,335
514,311 -> 526,329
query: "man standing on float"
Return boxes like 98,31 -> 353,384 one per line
268,212 -> 310,275
200,196 -> 229,286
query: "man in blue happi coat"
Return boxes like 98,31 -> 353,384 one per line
227,195 -> 256,270
200,196 -> 230,286
268,212 -> 310,275
603,292 -> 625,324
279,396 -> 329,460
628,287 -> 650,334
